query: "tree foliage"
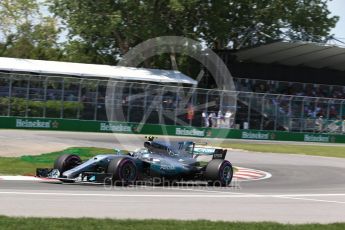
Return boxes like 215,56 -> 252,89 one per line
49,0 -> 201,65
0,0 -> 62,60
48,0 -> 338,63
0,0 -> 340,68
0,0 -> 38,38
197,0 -> 339,49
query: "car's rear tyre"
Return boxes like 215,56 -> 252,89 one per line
107,157 -> 137,186
205,159 -> 233,187
54,154 -> 82,180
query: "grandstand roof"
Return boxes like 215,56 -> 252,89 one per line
235,41 -> 345,71
0,57 -> 197,85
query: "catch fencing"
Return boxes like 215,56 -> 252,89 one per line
1,72 -> 345,134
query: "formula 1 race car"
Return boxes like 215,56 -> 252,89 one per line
37,136 -> 233,187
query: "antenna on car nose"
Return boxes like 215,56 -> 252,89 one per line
145,136 -> 157,141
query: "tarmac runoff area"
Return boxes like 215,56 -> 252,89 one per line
0,130 -> 345,223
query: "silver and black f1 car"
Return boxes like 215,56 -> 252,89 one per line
37,136 -> 233,187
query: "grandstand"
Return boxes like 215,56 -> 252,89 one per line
217,41 -> 345,133
0,57 -> 197,122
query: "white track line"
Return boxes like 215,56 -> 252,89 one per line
157,186 -> 246,195
0,167 -> 272,182
0,191 -> 345,200
0,176 -> 58,181
0,176 -> 42,181
277,196 -> 345,205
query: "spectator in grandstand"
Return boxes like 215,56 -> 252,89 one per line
122,95 -> 129,105
48,92 -> 56,100
315,116 -> 324,132
67,93 -> 77,101
315,105 -> 325,117
187,104 -> 195,126
307,108 -> 317,118
209,112 -> 217,128
202,111 -> 209,127
224,110 -> 233,128
329,106 -> 338,119
163,97 -> 174,109
217,110 -> 223,128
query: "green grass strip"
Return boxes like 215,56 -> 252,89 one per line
0,216 -> 344,230
220,142 -> 345,158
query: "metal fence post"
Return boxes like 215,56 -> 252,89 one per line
205,91 -> 210,114
109,81 -> 118,122
174,88 -> 180,125
260,94 -> 267,130
141,84 -> 149,123
274,95 -> 279,131
341,100 -> 345,120
7,76 -> 13,117
341,100 -> 345,134
326,99 -> 331,120
43,77 -> 48,118
127,83 -> 133,122
77,79 -> 83,119
288,96 -> 293,131
300,97 -> 306,132
60,78 -> 65,118
219,91 -> 224,112
159,87 -> 166,125
94,80 -> 100,120
25,77 -> 31,118
247,93 -> 252,128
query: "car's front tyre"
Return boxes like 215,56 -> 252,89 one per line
54,154 -> 82,174
54,154 -> 82,182
107,157 -> 137,186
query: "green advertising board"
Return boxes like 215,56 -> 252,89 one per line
0,116 -> 345,143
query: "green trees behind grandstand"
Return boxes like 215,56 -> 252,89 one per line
0,97 -> 83,118
0,0 -> 63,60
0,0 -> 340,70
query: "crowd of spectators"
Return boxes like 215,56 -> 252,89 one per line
234,77 -> 345,99
201,110 -> 234,128
234,77 -> 345,121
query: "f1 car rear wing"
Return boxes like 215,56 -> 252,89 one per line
193,147 -> 228,160
212,149 -> 227,160
193,146 -> 227,160
175,141 -> 227,160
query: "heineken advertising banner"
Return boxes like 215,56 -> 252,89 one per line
1,116 -> 345,143
16,119 -> 57,129
99,122 -> 133,133
241,131 -> 272,140
304,134 -> 331,143
175,127 -> 205,137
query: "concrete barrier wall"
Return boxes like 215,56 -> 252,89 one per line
0,116 -> 344,143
